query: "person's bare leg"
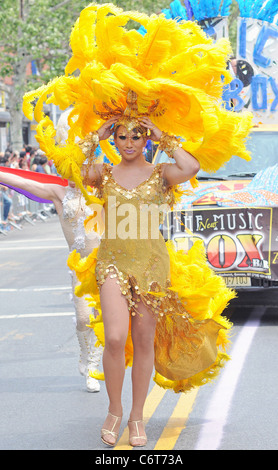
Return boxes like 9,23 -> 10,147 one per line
100,276 -> 130,445
129,298 -> 157,446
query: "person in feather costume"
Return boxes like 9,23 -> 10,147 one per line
22,3 -> 253,447
0,111 -> 103,395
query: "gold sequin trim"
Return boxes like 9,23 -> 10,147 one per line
95,261 -> 189,321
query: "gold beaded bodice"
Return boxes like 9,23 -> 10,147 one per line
97,163 -> 175,230
95,162 -> 175,241
94,163 -> 175,307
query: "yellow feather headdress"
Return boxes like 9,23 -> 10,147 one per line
22,2 -> 253,200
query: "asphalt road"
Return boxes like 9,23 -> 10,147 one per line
0,213 -> 278,451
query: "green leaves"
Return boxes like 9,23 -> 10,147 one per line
0,0 -> 171,85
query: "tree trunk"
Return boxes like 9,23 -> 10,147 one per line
9,102 -> 24,152
9,12 -> 31,151
8,58 -> 28,152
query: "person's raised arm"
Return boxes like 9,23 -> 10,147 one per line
0,169 -> 65,208
81,117 -> 119,187
139,117 -> 200,186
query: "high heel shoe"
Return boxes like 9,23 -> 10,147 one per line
101,412 -> 122,446
128,419 -> 147,447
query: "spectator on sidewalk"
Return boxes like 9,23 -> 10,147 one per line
35,151 -> 51,175
0,155 -> 13,227
30,155 -> 41,172
19,159 -> 29,170
10,151 -> 20,169
28,148 -> 36,168
0,186 -> 13,227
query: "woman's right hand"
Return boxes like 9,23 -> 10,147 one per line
97,117 -> 119,141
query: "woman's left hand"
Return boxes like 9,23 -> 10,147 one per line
139,117 -> 162,142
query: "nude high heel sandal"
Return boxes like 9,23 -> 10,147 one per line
101,412 -> 122,447
128,419 -> 147,447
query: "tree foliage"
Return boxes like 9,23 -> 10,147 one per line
228,0 -> 240,55
0,0 -> 170,89
0,0 -> 171,148
0,0 -> 238,149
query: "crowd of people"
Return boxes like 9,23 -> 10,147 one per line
0,144 -> 57,230
0,144 -> 58,173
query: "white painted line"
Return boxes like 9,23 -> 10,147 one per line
1,238 -> 65,244
0,286 -> 70,292
194,307 -> 265,450
0,246 -> 67,251
0,312 -> 74,320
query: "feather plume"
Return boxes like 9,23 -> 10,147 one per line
23,3 -> 252,197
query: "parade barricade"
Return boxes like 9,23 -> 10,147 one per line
0,187 -> 54,235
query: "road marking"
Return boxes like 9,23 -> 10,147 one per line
194,306 -> 266,450
1,237 -> 65,244
114,384 -> 167,450
0,329 -> 18,341
154,387 -> 199,450
0,246 -> 67,251
0,312 -> 73,320
0,286 -> 70,292
0,330 -> 33,341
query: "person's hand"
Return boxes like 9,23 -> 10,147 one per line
97,117 -> 119,141
139,117 -> 162,141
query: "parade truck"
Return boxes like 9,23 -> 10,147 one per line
156,124 -> 278,289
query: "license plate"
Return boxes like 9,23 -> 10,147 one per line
223,276 -> 251,287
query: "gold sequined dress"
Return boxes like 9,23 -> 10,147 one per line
68,163 -> 234,393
